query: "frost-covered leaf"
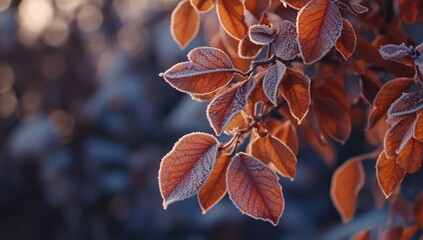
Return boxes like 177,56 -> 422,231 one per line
207,78 -> 255,135
266,118 -> 299,155
396,137 -> 423,173
297,0 -> 343,64
281,0 -> 310,9
368,78 -> 413,129
350,3 -> 369,14
263,61 -> 286,106
330,158 -> 365,223
384,114 -> 415,158
171,0 -> 200,49
274,20 -> 299,61
388,90 -> 423,117
244,0 -> 271,20
376,151 -> 405,198
379,43 -> 414,66
278,68 -> 311,124
238,34 -> 263,59
227,152 -> 284,226
335,19 -> 356,60
198,152 -> 231,214
159,132 -> 219,209
251,134 -> 297,180
160,47 -> 235,94
314,97 -> 351,143
216,0 -> 248,40
191,0 -> 215,12
248,24 -> 274,45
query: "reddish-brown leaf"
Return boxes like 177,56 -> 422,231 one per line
224,111 -> 248,134
398,0 -> 423,24
351,229 -> 371,240
330,158 -> 365,223
171,0 -> 200,49
379,43 -> 414,66
266,118 -> 299,155
198,152 -> 231,214
216,0 -> 248,40
159,133 -> 219,209
227,153 -> 284,226
251,134 -> 297,180
248,24 -> 274,45
384,114 -> 415,158
274,20 -> 300,61
263,61 -> 287,106
191,0 -> 215,12
297,0 -> 343,64
335,19 -> 356,60
314,97 -> 351,143
238,34 -> 263,59
376,151 -> 405,198
368,77 -> 414,129
350,3 -> 369,14
207,78 -> 255,135
414,111 -> 423,141
244,0 -> 271,20
281,0 -> 310,10
160,47 -> 235,94
278,68 -> 311,124
396,137 -> 423,173
388,90 -> 423,117
414,192 -> 423,227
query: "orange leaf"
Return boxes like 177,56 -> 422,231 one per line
160,47 -> 235,94
396,137 -> 423,173
335,19 -> 356,60
198,152 -> 231,214
274,20 -> 300,61
414,192 -> 423,227
244,0 -> 271,20
207,78 -> 255,135
388,90 -> 423,118
282,0 -> 310,10
368,77 -> 413,129
297,0 -> 343,64
227,153 -> 284,225
330,158 -> 365,223
266,118 -> 299,155
376,151 -> 405,198
171,0 -> 200,49
351,229 -> 371,240
238,34 -> 263,59
251,134 -> 297,180
263,61 -> 287,106
314,97 -> 351,143
413,111 -> 423,141
159,132 -> 219,209
384,114 -> 415,158
278,68 -> 311,124
224,111 -> 248,134
216,0 -> 248,40
191,0 -> 215,12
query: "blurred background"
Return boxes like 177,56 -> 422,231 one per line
0,0 -> 421,239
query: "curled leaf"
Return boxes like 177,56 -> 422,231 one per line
335,19 -> 356,60
350,3 -> 369,14
379,43 -> 414,66
171,0 -> 200,49
160,47 -> 235,94
248,24 -> 274,45
263,61 -> 287,106
297,0 -> 343,64
227,153 -> 284,226
159,133 -> 219,209
238,34 -> 263,59
207,78 -> 255,135
376,151 -> 405,198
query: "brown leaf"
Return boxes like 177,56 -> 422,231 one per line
216,0 -> 248,40
263,61 -> 287,106
297,0 -> 343,64
191,0 -> 215,12
160,47 -> 235,94
282,0 -> 310,9
335,19 -> 356,60
376,151 -> 405,198
274,20 -> 300,61
388,90 -> 423,118
414,111 -> 423,141
314,97 -> 351,143
244,0 -> 271,20
251,134 -> 297,180
278,68 -> 311,124
171,0 -> 200,49
238,34 -> 263,59
266,118 -> 299,155
384,114 -> 415,158
330,158 -> 365,223
368,77 -> 413,129
207,78 -> 255,135
350,229 -> 371,240
414,192 -> 423,227
198,152 -> 231,214
379,43 -> 414,66
248,24 -> 274,45
227,152 -> 284,225
350,3 -> 368,14
159,133 -> 219,209
396,137 -> 423,173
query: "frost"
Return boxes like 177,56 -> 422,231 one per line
350,3 -> 368,14
263,61 -> 286,106
188,47 -> 233,69
274,20 -> 300,61
248,24 -> 274,45
388,90 -> 423,117
379,43 -> 410,60
207,78 -> 255,135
